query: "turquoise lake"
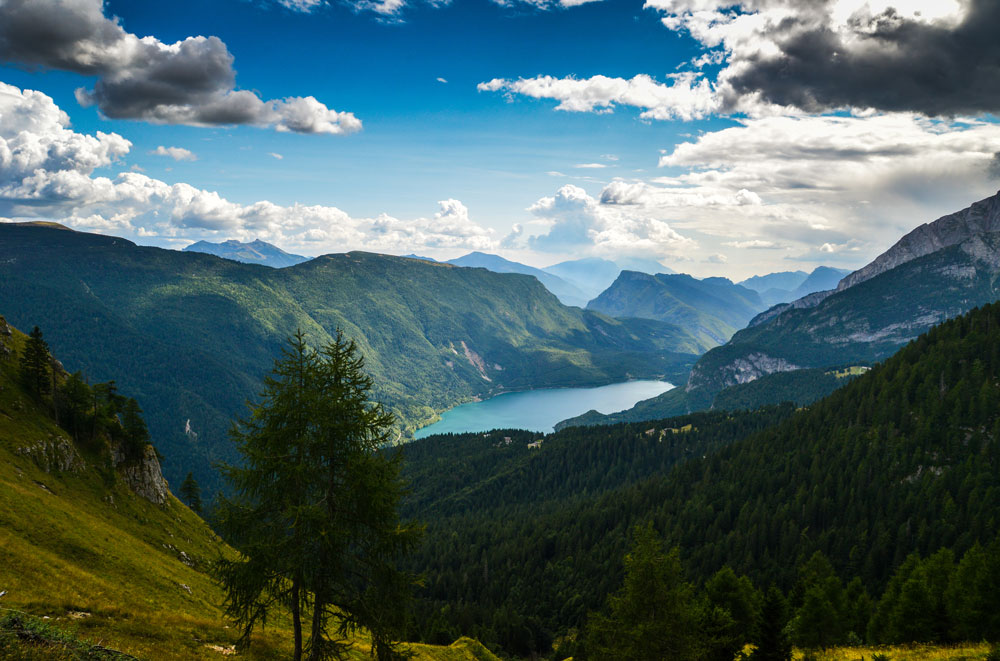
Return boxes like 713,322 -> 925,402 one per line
413,380 -> 674,438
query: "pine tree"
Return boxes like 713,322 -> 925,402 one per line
179,472 -> 202,513
752,587 -> 792,661
119,397 -> 150,461
585,522 -> 701,661
213,330 -> 420,661
19,325 -> 51,400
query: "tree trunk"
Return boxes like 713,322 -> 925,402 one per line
292,577 -> 302,661
307,595 -> 324,661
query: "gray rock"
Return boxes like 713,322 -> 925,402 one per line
839,190 -> 1000,292
115,444 -> 168,506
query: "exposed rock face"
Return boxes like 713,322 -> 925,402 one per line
115,444 -> 168,506
687,352 -> 801,392
752,191 -> 1000,326
16,434 -> 85,473
838,191 -> 1000,292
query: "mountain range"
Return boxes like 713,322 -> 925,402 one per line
0,223 -> 699,494
560,190 -> 1000,427
445,252 -> 590,307
738,266 -> 851,307
403,299 -> 1000,654
587,271 -> 766,347
183,238 -> 311,268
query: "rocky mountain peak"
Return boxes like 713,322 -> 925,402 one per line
838,190 -> 1000,292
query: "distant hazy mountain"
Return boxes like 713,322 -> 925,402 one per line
403,254 -> 437,262
587,271 -> 766,350
739,270 -> 807,293
543,257 -> 675,301
560,190 -> 1000,427
183,239 -> 310,268
738,267 -> 849,307
788,265 -> 851,299
446,252 -> 589,306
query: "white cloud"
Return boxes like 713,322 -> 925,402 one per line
0,82 -> 494,255
0,0 -> 361,135
480,0 -> 999,120
436,77 -> 448,84
523,184 -> 696,259
724,239 -> 783,249
275,0 -> 325,10
478,72 -> 720,121
574,163 -> 607,169
268,152 -> 284,160
150,146 -> 197,162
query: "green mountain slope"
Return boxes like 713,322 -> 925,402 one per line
563,197 -> 1000,427
403,302 -> 1000,652
587,271 -> 766,348
0,223 -> 698,493
0,315 -> 500,661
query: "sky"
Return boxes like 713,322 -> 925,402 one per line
1,0 -> 999,280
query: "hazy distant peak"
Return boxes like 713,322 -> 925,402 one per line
183,238 -> 310,268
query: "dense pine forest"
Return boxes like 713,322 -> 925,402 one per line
400,303 -> 1000,657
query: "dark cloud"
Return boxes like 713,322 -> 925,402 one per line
989,152 -> 1000,180
0,0 -> 360,134
724,0 -> 1000,116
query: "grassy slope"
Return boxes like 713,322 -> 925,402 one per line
0,317 -> 496,661
0,224 -> 698,493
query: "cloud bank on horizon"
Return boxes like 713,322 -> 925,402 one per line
1,0 -> 1000,278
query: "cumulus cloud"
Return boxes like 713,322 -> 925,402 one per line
636,112 -> 1000,266
150,146 -> 197,162
0,82 -> 492,255
0,0 -> 360,134
479,73 -> 719,121
269,152 -> 284,160
524,184 -> 695,258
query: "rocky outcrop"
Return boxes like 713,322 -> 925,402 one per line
687,351 -> 801,392
115,444 -> 169,506
16,434 -> 85,473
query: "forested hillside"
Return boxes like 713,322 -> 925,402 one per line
402,302 -> 1000,656
0,223 -> 698,493
587,271 -> 765,348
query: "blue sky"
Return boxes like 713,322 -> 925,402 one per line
1,0 -> 998,279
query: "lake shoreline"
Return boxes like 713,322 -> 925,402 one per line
414,380 -> 675,439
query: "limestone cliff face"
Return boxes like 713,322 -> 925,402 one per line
749,191 -> 1000,327
838,190 -> 1000,292
115,444 -> 169,506
686,352 -> 801,393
